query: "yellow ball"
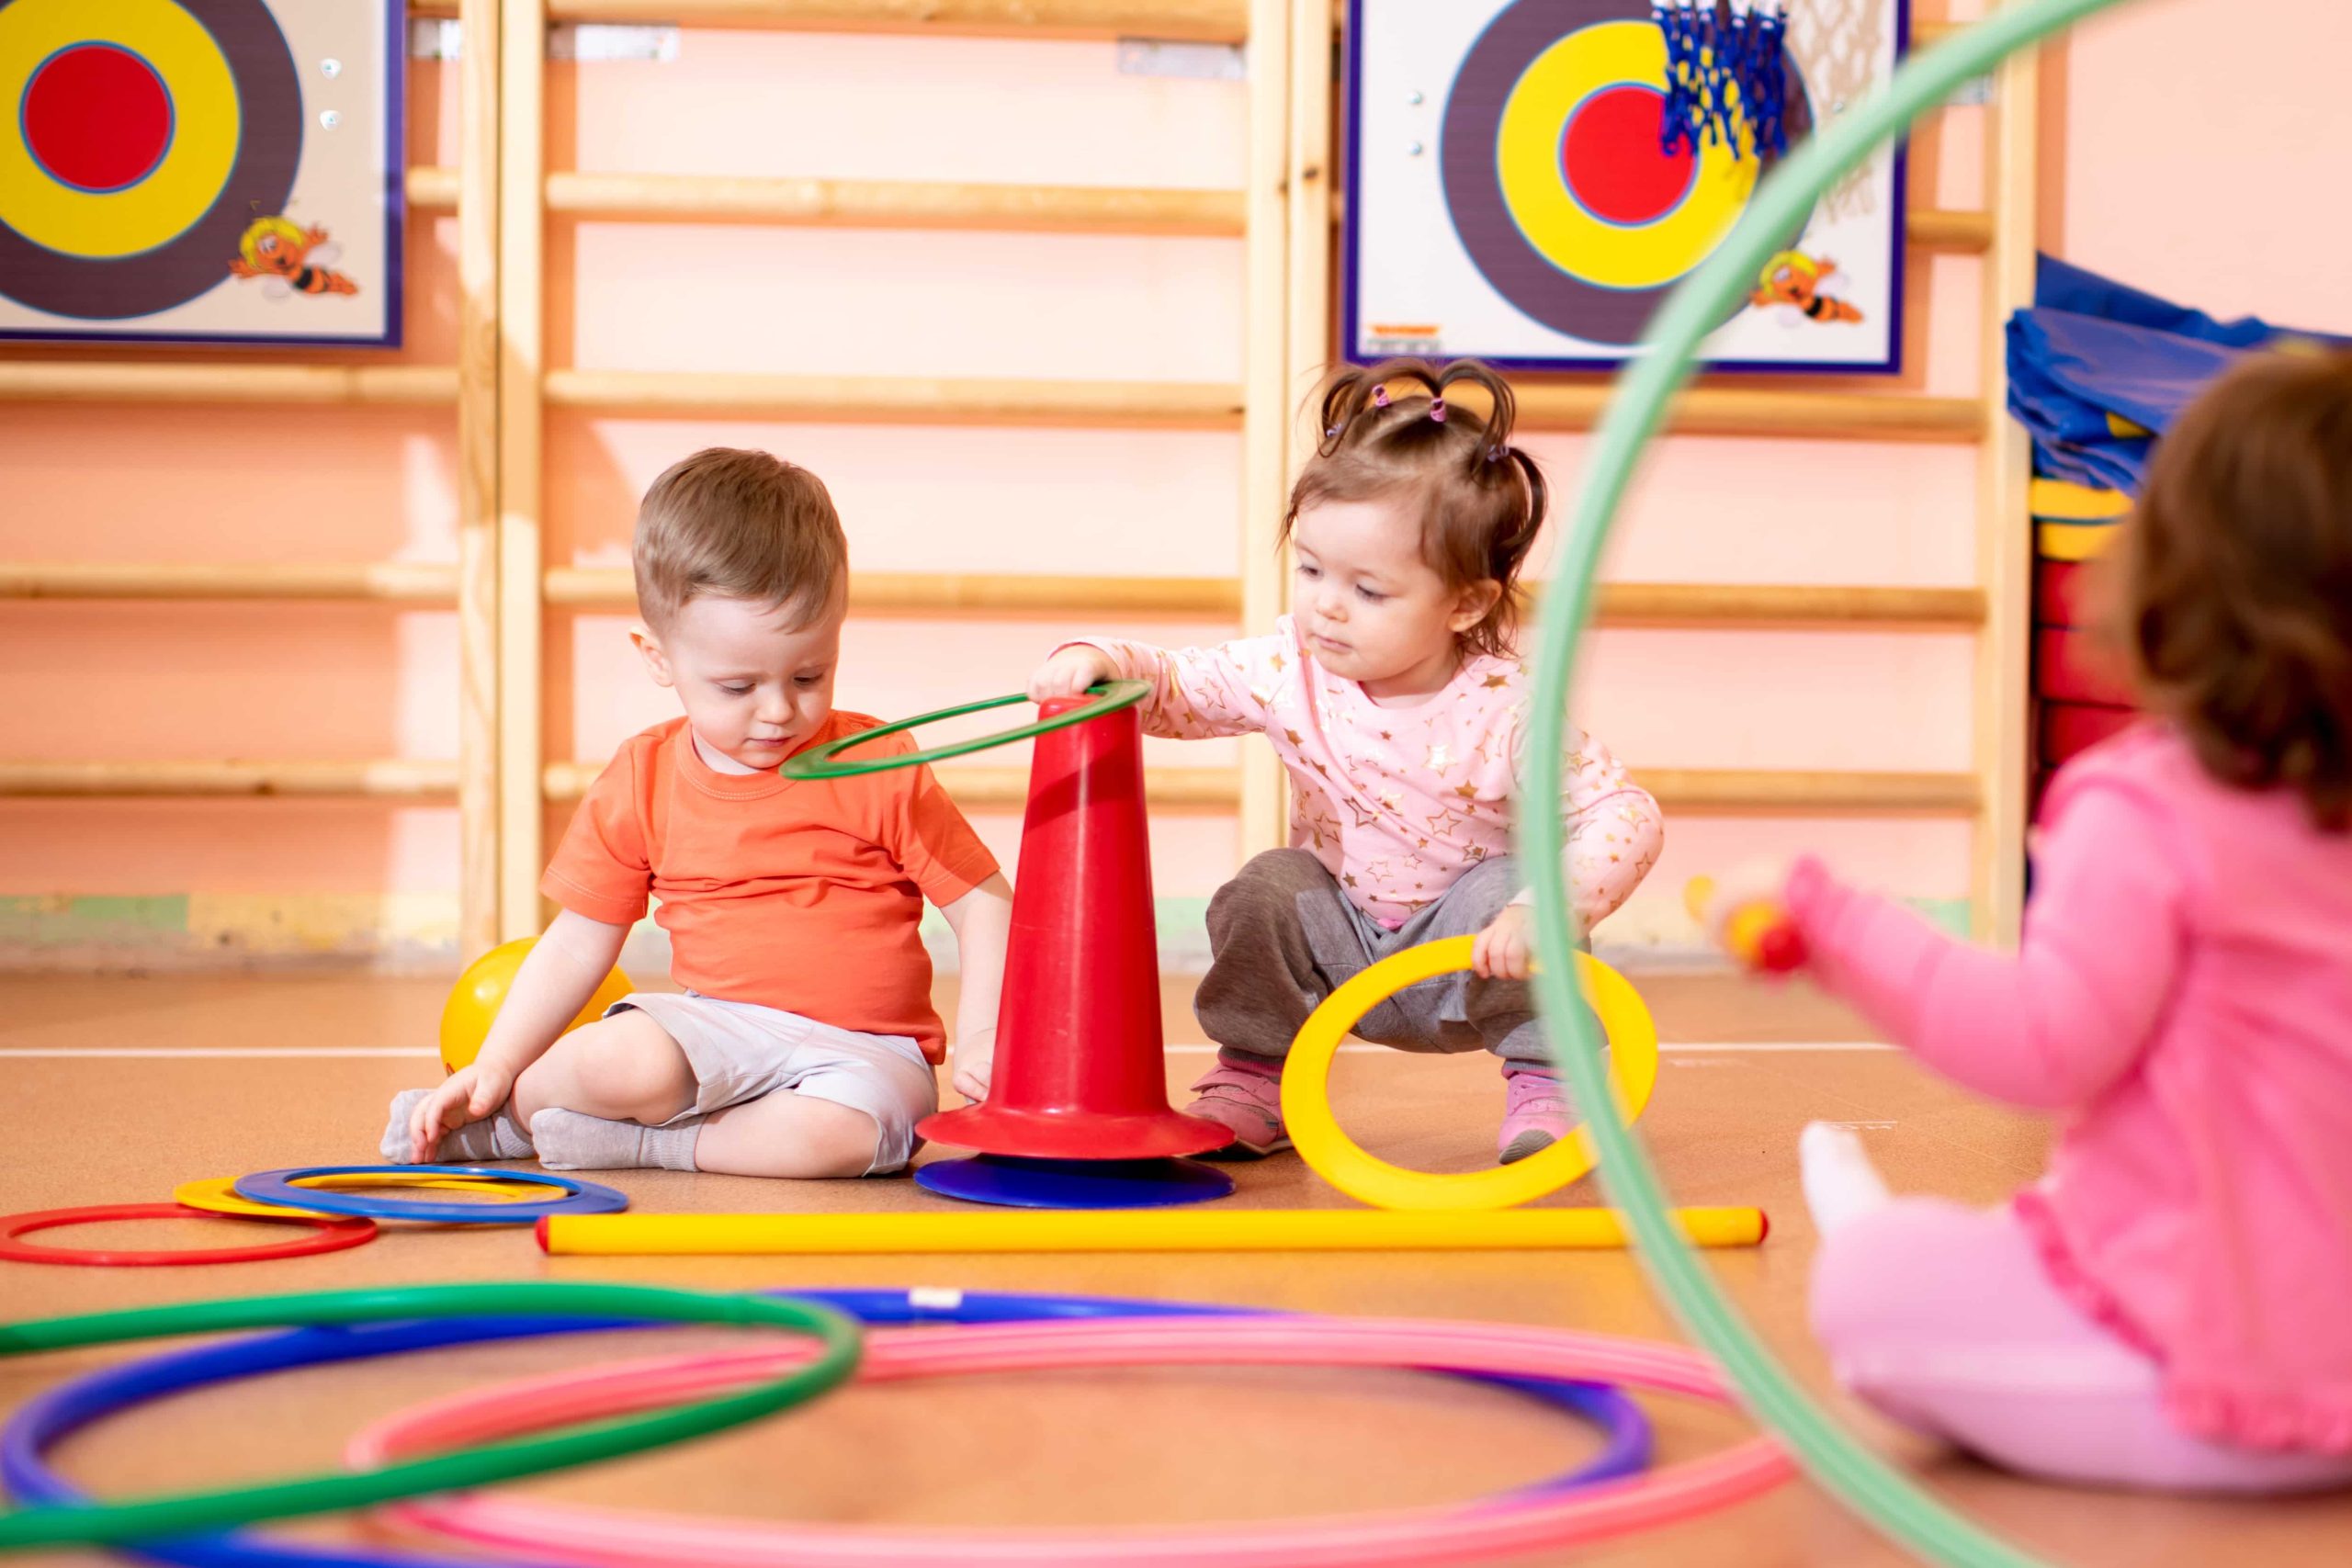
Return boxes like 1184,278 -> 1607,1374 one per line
440,938 -> 633,1075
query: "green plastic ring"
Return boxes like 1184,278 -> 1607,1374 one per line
781,680 -> 1149,780
0,1281 -> 862,1551
1519,6 -> 2124,1568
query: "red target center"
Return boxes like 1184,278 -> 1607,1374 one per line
23,43 -> 174,194
1559,85 -> 1695,227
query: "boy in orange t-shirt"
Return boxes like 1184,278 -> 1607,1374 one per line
384,449 -> 1013,1178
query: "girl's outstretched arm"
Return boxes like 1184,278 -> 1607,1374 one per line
1786,779 -> 2187,1111
1044,631 -> 1295,740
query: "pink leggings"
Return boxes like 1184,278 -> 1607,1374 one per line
1810,1199 -> 2352,1495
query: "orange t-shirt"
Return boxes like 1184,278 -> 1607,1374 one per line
541,714 -> 998,1060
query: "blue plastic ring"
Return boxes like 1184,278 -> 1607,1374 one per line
0,1289 -> 1652,1568
230,1165 -> 627,1224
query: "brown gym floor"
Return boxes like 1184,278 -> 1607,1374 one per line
3,972 -> 2346,1565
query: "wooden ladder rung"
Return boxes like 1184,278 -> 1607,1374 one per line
0,565 -> 1984,629
541,369 -> 1246,426
1517,383 -> 1986,443
533,762 -> 1982,815
0,563 -> 461,603
407,0 -> 1250,40
0,364 -> 458,405
0,761 -> 459,797
0,758 -> 1980,817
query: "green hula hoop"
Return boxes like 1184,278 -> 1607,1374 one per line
0,1281 -> 862,1551
782,680 -> 1150,780
1521,5 -> 2127,1567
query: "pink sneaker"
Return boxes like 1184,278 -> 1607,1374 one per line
1498,1068 -> 1573,1164
1185,1062 -> 1290,1160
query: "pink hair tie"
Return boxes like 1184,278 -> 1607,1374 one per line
1373,387 -> 1392,408
1430,399 -> 1448,423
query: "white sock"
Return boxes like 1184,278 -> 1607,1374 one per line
530,1108 -> 701,1171
383,1088 -> 532,1164
1800,1121 -> 1892,1237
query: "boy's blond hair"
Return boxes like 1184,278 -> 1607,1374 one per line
632,448 -> 847,631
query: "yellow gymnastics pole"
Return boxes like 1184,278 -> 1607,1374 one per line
537,1206 -> 1767,1257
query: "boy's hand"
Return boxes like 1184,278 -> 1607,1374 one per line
407,1061 -> 513,1163
1473,905 -> 1536,981
949,1026 -> 996,1105
1028,646 -> 1114,702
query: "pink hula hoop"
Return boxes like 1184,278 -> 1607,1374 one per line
352,1315 -> 1792,1567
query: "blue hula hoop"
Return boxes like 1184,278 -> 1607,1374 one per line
0,1288 -> 1653,1568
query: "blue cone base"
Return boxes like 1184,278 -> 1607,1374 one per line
913,1153 -> 1236,1210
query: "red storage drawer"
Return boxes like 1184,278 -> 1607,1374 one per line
2035,558 -> 2102,628
2034,626 -> 2135,706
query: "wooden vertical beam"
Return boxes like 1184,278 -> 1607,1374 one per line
1260,0 -> 1335,856
1284,0 -> 1335,487
456,0 -> 503,957
1972,18 -> 2040,946
1237,0 -> 1295,862
498,0 -> 547,940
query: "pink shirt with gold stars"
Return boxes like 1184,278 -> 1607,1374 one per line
1078,616 -> 1662,932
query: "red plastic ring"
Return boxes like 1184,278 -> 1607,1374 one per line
0,1202 -> 377,1267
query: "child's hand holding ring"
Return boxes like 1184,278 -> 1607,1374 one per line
1690,861 -> 1806,974
1027,646 -> 1114,702
1473,905 -> 1537,981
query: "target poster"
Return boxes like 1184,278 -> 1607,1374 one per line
1344,0 -> 1908,373
0,0 -> 402,346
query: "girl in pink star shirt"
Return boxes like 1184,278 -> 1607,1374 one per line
1031,359 -> 1661,1164
1710,350 -> 2352,1494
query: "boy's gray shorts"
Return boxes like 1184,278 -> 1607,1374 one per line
608,990 -> 938,1175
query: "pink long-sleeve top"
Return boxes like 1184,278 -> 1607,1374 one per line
1078,617 -> 1662,933
1785,723 -> 2352,1452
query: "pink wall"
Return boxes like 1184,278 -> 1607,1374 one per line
1,47 -> 469,905
5,2 -> 2343,958
2041,0 -> 2352,335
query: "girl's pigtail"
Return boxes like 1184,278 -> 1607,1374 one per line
1503,447 -> 1550,570
1313,365 -> 1382,457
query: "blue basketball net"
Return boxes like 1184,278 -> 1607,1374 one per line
1656,1 -> 1790,161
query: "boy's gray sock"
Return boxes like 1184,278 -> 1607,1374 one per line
530,1108 -> 701,1171
382,1088 -> 533,1164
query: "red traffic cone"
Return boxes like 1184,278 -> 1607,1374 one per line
919,694 -> 1234,1161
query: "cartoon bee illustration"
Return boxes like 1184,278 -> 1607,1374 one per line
1749,250 -> 1862,326
227,216 -> 361,299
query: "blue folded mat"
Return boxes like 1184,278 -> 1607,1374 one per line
2007,256 -> 2346,493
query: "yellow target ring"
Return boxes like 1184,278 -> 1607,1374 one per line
1495,19 -> 1757,291
0,0 -> 242,259
1281,936 -> 1660,1212
174,1173 -> 553,1224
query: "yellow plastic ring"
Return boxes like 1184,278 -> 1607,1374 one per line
173,1172 -> 552,1223
1281,935 -> 1659,1212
